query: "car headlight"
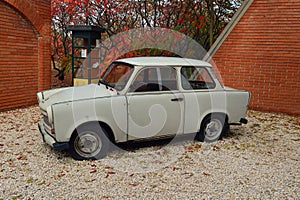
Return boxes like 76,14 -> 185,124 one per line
47,106 -> 53,124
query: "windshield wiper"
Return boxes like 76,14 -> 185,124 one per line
98,79 -> 112,89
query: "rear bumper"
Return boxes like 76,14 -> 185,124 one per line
229,118 -> 248,126
240,118 -> 248,124
38,121 -> 69,151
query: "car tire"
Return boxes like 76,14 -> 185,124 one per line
69,123 -> 110,160
196,114 -> 228,143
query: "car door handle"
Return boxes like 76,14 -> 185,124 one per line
171,98 -> 184,102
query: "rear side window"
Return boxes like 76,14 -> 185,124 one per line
181,66 -> 215,90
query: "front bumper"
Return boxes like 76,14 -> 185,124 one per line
38,121 -> 69,151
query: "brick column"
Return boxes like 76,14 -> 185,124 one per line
38,36 -> 51,92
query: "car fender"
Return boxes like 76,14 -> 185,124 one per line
52,97 -> 127,143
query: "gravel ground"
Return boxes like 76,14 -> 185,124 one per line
0,106 -> 299,199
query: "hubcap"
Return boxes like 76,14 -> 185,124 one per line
205,119 -> 223,140
75,131 -> 102,158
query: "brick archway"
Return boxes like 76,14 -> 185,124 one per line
0,0 -> 51,111
3,0 -> 47,35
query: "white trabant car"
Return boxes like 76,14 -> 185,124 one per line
38,57 -> 250,160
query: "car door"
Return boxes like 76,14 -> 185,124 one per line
180,66 -> 218,133
126,66 -> 184,140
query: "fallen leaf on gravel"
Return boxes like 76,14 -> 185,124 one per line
213,145 -> 220,151
182,172 -> 194,178
129,183 -> 139,187
172,166 -> 181,171
57,173 -> 65,178
105,171 -> 116,178
11,194 -> 22,199
186,144 -> 202,152
222,143 -> 232,149
85,178 -> 96,183
291,138 -> 300,141
153,160 -> 163,164
17,155 -> 28,161
90,168 -> 97,173
38,181 -> 45,186
27,177 -> 34,183
203,172 -> 211,176
104,166 -> 113,169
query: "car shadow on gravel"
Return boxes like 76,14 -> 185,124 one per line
222,125 -> 248,140
43,133 -> 198,160
46,127 -> 247,161
113,133 -> 198,152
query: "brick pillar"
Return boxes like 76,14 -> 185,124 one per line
38,36 -> 51,92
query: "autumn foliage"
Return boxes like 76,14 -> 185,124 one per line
51,0 -> 242,79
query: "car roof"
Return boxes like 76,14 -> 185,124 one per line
115,56 -> 212,68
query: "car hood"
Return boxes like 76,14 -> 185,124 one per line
37,84 -> 115,110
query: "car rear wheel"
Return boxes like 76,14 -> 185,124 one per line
196,114 -> 228,143
69,123 -> 110,160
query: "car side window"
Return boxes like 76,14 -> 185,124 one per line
181,66 -> 215,90
130,67 -> 178,92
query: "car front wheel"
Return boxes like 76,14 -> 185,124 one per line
196,114 -> 228,143
69,123 -> 110,160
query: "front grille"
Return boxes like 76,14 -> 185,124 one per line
40,108 -> 53,135
42,117 -> 53,135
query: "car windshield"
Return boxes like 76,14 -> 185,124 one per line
99,62 -> 134,91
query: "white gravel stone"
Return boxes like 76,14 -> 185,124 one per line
0,106 -> 299,199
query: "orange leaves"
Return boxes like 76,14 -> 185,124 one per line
185,143 -> 202,153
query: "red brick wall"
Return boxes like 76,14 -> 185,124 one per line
0,0 -> 51,111
213,0 -> 300,115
